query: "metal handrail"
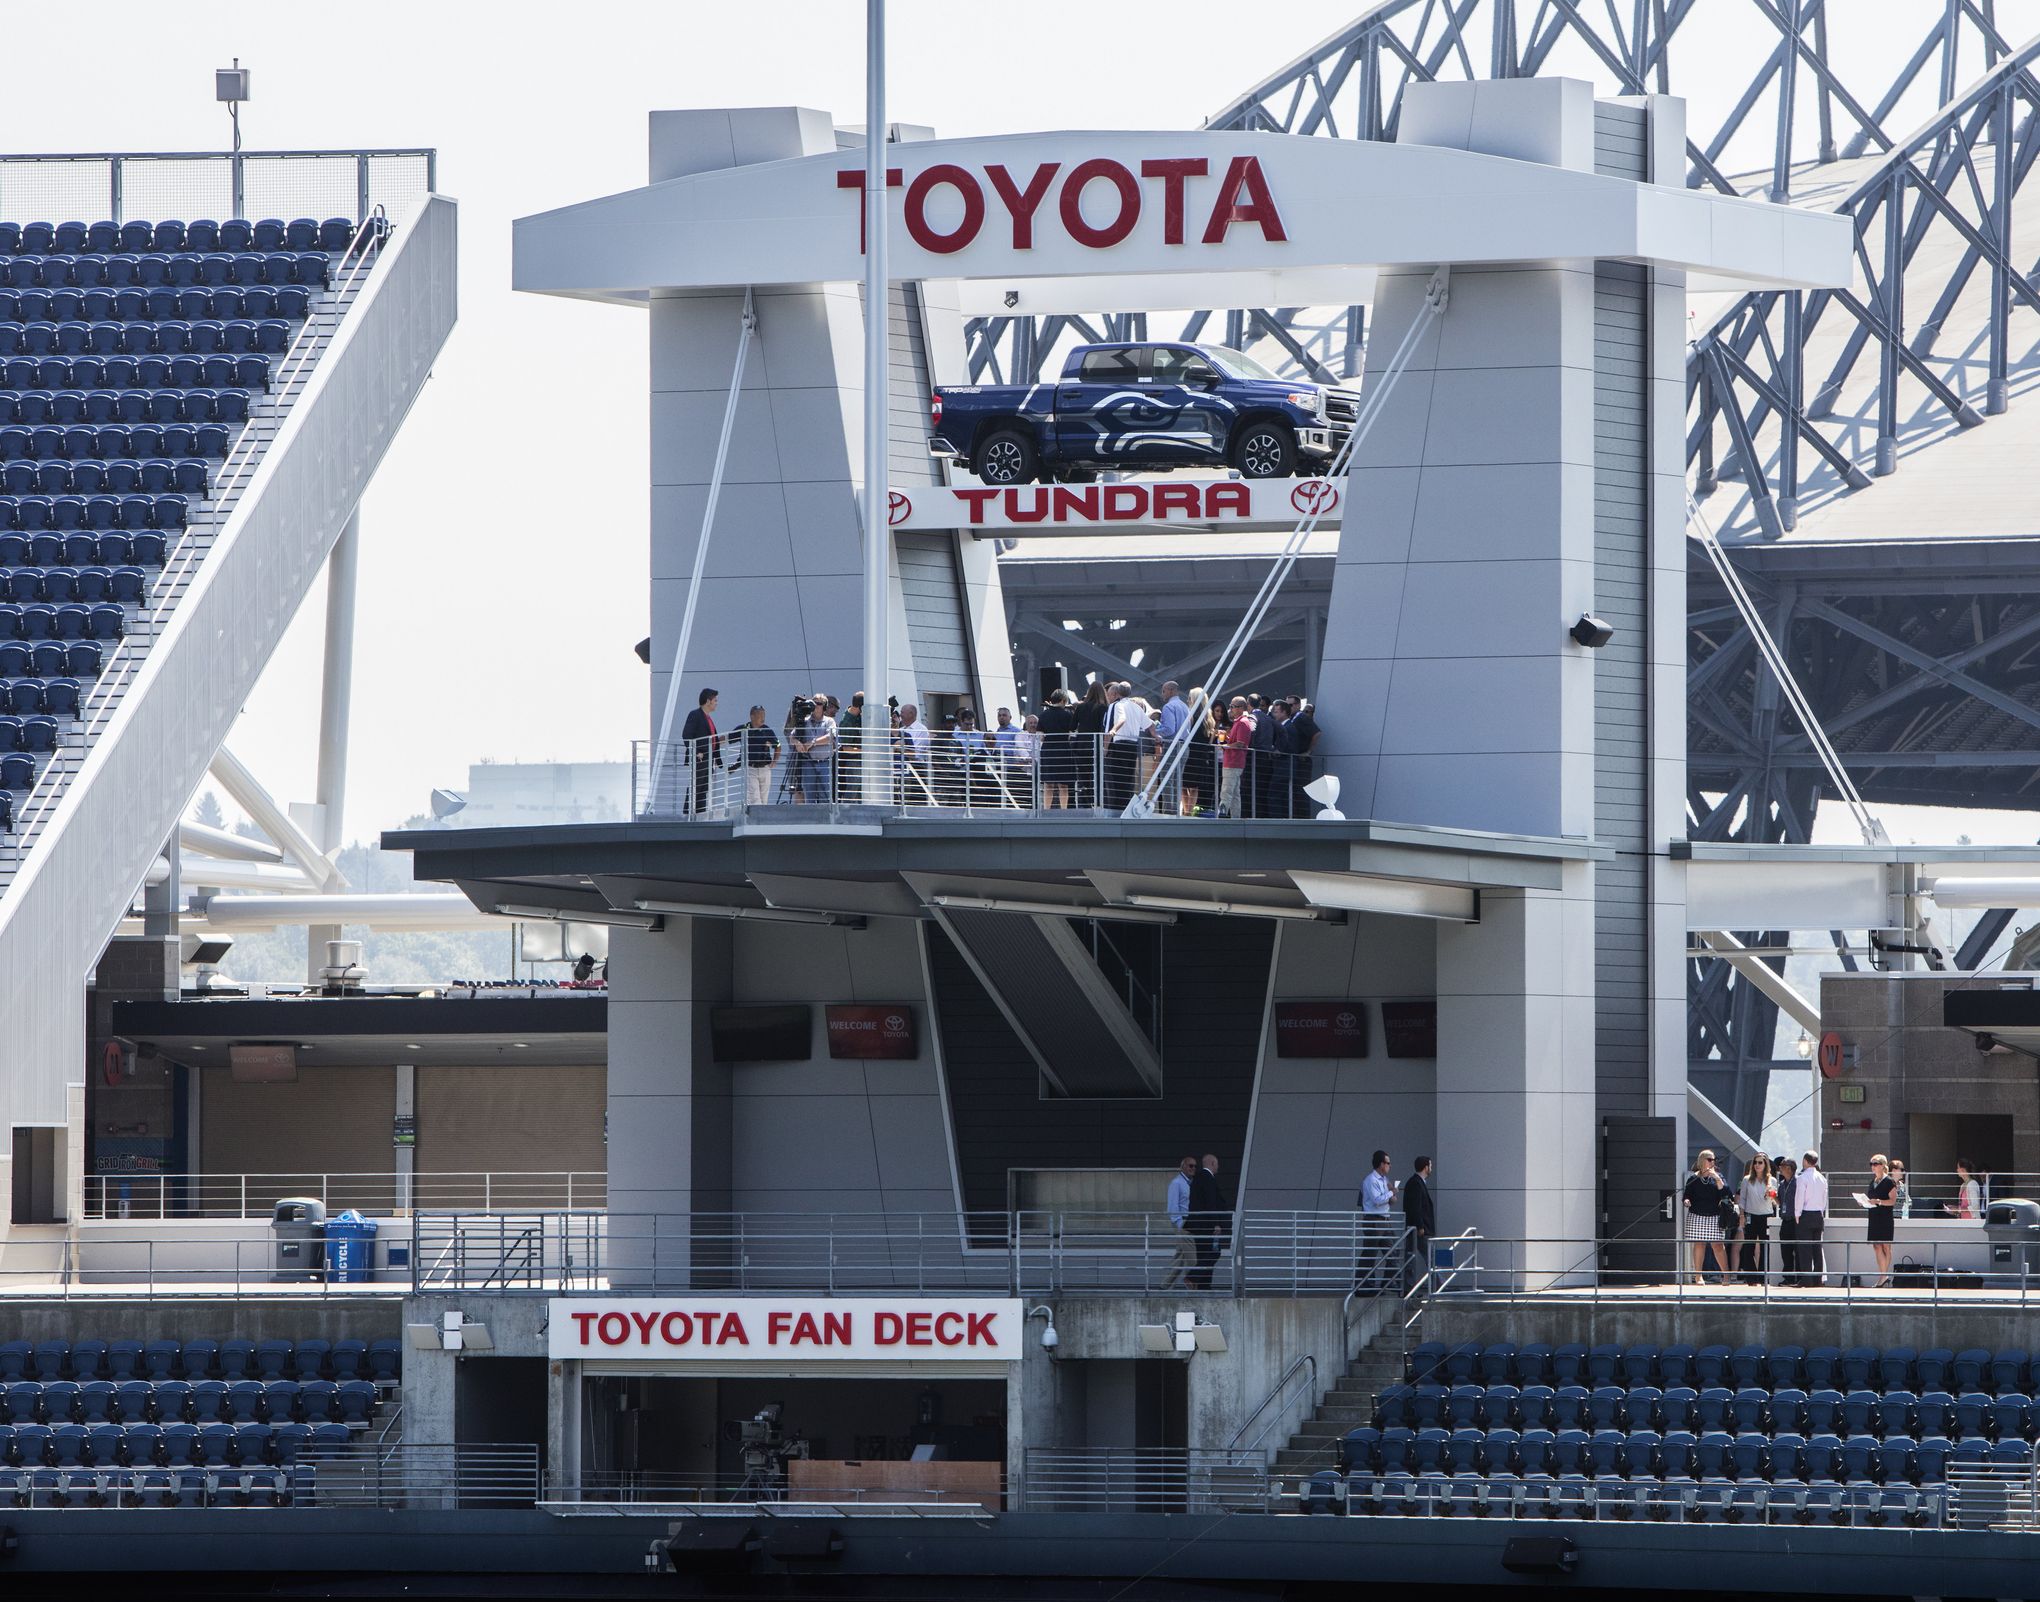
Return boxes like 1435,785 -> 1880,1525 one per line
82,1170 -> 606,1220
0,211 -> 389,873
1229,1352 -> 1316,1459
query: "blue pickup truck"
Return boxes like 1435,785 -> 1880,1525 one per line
929,342 -> 1359,485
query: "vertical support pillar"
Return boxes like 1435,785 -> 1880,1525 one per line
859,0 -> 893,808
395,1062 -> 415,1212
1875,173 -> 1904,475
1770,0 -> 1800,204
307,513 -> 358,981
1989,84 -> 2013,415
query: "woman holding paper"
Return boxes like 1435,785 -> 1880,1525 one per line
1863,1155 -> 1898,1288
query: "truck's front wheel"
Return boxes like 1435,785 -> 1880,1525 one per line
976,429 -> 1038,486
1232,423 -> 1296,478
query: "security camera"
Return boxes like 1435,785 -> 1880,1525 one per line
1040,1323 -> 1059,1351
1569,614 -> 1615,649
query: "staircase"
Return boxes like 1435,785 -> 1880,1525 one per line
1272,1323 -> 1405,1487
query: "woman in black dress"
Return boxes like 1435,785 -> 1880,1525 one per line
1183,687 -> 1220,816
1865,1154 -> 1897,1286
1071,681 -> 1109,808
1036,689 -> 1076,809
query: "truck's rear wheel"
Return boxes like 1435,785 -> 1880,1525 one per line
976,429 -> 1037,486
1232,423 -> 1296,478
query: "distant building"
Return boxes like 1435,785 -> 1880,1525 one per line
432,762 -> 631,829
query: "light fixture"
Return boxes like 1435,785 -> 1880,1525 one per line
405,1044 -> 422,1051
1119,894 -> 1331,922
1138,1325 -> 1177,1354
930,895 -> 1175,925
631,897 -> 862,928
512,1042 -> 529,1050
1795,1031 -> 1814,1059
494,903 -> 663,931
1569,613 -> 1615,649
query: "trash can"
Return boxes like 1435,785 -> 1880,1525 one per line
271,1197 -> 327,1283
323,1209 -> 379,1284
1984,1198 -> 2040,1282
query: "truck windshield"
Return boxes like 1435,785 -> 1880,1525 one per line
1198,345 -> 1286,383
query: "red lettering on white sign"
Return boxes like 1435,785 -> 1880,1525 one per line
1139,157 -> 1208,245
1202,155 -> 1287,244
904,164 -> 985,255
597,1312 -> 628,1346
985,162 -> 1059,249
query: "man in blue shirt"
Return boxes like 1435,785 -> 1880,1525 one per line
1161,1155 -> 1198,1289
1359,1149 -> 1399,1294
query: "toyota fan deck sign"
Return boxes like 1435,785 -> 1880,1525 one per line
889,475 -> 1341,534
548,1298 -> 1024,1362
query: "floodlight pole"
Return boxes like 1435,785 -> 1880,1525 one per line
859,0 -> 892,807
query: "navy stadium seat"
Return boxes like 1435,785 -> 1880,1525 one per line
1804,1346 -> 1843,1392
1805,1388 -> 1844,1436
1730,1388 -> 1768,1433
1550,1344 -> 1587,1384
1694,1387 -> 1732,1434
1619,1345 -> 1657,1386
41,1382 -> 79,1423
1991,1392 -> 2034,1441
1694,1430 -> 1732,1480
263,1381 -> 299,1423
335,1381 -> 376,1424
1730,1432 -> 1768,1479
195,1422 -> 235,1466
84,1423 -> 121,1467
1730,1345 -> 1766,1388
1880,1347 -> 1917,1392
1915,1435 -> 1952,1483
253,1340 -> 292,1382
1658,1344 -> 1695,1387
1478,1384 -> 1519,1430
1339,1425 -> 1380,1471
1585,1386 -> 1624,1430
1620,1387 -> 1661,1432
1657,1387 -> 1697,1432
1953,1349 -> 1991,1392
1770,1388 -> 1808,1434
1769,1432 -> 1806,1481
1990,1438 -> 2033,1468
1841,1389 -> 1879,1436
182,1339 -> 219,1379
1954,1391 -> 1994,1438
1879,1390 -> 1918,1437
1445,1384 -> 1482,1429
1477,1343 -> 1515,1385
1441,1346 -> 1479,1385
234,1423 -> 272,1466
1878,1434 -> 1917,1485
189,1380 -> 228,1424
1656,1428 -> 1696,1480
1993,1350 -> 2030,1394
1411,1427 -> 1448,1473
1377,1426 -> 1413,1473
0,1344 -> 27,1383
113,1381 -> 152,1424
77,1382 -> 114,1424
1619,1429 -> 1660,1478
13,1423 -> 50,1466
1803,1433 -> 1842,1482
1446,1427 -> 1482,1473
226,1380 -> 264,1423
1515,1385 -> 1553,1430
1,1384 -> 36,1425
154,1381 -> 192,1423
1694,1346 -> 1731,1388
1373,1386 -> 1409,1429
1917,1349 -> 1955,1393
1839,1434 -> 1878,1481
1409,1385 -> 1446,1427
1549,1385 -> 1587,1431
1516,1427 -> 1554,1476
1550,1429 -> 1589,1475
49,1423 -> 86,1467
30,1341 -> 67,1380
1586,1429 -> 1623,1477
271,1421 -> 310,1464
1585,1344 -> 1622,1385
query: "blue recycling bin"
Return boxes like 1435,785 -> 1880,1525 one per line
323,1209 -> 379,1283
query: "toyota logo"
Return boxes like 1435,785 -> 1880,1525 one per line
1336,1011 -> 1358,1031
885,1013 -> 908,1034
1291,479 -> 1339,516
887,490 -> 912,526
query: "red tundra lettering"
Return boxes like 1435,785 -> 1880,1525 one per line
1151,483 -> 1201,519
1205,483 -> 1251,518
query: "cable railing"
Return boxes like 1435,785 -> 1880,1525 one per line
0,210 -> 388,878
631,733 -> 1322,821
81,1170 -> 606,1220
551,1468 -> 1000,1512
1018,1449 -> 1271,1514
0,148 -> 434,229
1325,1473 -> 1954,1525
413,1209 -> 1396,1297
0,1231 -> 402,1298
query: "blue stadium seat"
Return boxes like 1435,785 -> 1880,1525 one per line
1802,1433 -> 1842,1481
112,1381 -> 151,1424
1616,1386 -> 1658,1432
83,1422 -> 122,1468
77,1382 -> 114,1424
270,1421 -> 310,1465
233,1423 -> 272,1467
319,218 -> 355,252
310,1335 -> 351,1378
1338,1425 -> 1380,1472
0,1384 -> 36,1426
262,1381 -> 299,1424
1515,1427 -> 1554,1476
1878,1389 -> 1918,1437
1441,1345 -> 1480,1385
189,1380 -> 228,1424
1409,1385 -> 1446,1427
1478,1384 -> 1519,1430
1618,1429 -> 1660,1479
153,1381 -> 192,1423
49,1423 -> 86,1467
1878,1434 -> 1917,1485
1372,1386 -> 1409,1429
1993,1350 -> 2031,1394
1953,1348 -> 1991,1392
1585,1386 -> 1624,1431
1769,1432 -> 1806,1481
1841,1389 -> 1879,1437
1992,1392 -> 2034,1441
1549,1428 -> 1589,1476
1694,1430 -> 1732,1480
1656,1387 -> 1697,1432
1804,1346 -> 1842,1392
1514,1385 -> 1553,1430
1730,1432 -> 1768,1480
0,1344 -> 27,1384
1880,1347 -> 1917,1393
1805,1388 -> 1844,1436
1913,1389 -> 1954,1438
195,1422 -> 235,1467
1446,1427 -> 1483,1473
226,1380 -> 264,1424
1951,1435 -> 1989,1471
1586,1429 -> 1623,1477
180,1339 -> 219,1379
1476,1343 -> 1515,1385
335,1381 -> 375,1425
1549,1385 -> 1587,1431
251,1340 -> 292,1382
29,1341 -> 67,1381
1769,1387 -> 1808,1434
1917,1348 -> 1955,1393
1954,1391 -> 1994,1438
140,1341 -> 179,1381
1585,1344 -> 1622,1385
1694,1345 -> 1731,1388
1990,1438 -> 2033,1469
1655,1428 -> 1696,1481
1411,1427 -> 1449,1474
1694,1386 -> 1732,1434
1654,1344 -> 1694,1388
1730,1387 -> 1769,1433
1914,1435 -> 1952,1483
1445,1384 -> 1482,1429
1839,1434 -> 1879,1482
1376,1426 -> 1413,1473
40,1382 -> 79,1423
1619,1344 -> 1658,1387
1730,1345 -> 1766,1389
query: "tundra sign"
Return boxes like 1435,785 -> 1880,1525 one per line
548,1298 -> 1024,1363
888,476 -> 1342,535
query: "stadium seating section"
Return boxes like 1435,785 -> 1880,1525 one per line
0,215 -> 358,831
1320,1340 -> 2034,1524
0,1334 -> 399,1506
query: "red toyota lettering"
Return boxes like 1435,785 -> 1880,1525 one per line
1059,158 -> 1141,248
572,1312 -> 597,1344
596,1312 -> 629,1346
660,1310 -> 694,1345
836,168 -> 905,253
905,1311 -> 934,1346
904,164 -> 986,255
630,1310 -> 658,1344
985,162 -> 1059,249
1139,158 -> 1208,245
1005,488 -> 1051,524
934,1311 -> 965,1346
1102,484 -> 1146,521
1201,155 -> 1286,244
1153,482 -> 1201,519
967,1312 -> 996,1345
716,1312 -> 749,1345
1051,485 -> 1099,521
875,1312 -> 904,1345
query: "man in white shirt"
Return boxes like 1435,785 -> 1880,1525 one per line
1161,1155 -> 1198,1290
896,704 -> 932,804
1103,681 -> 1154,810
1359,1149 -> 1399,1294
1794,1149 -> 1829,1285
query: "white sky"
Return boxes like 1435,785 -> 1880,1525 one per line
13,2 -> 2034,839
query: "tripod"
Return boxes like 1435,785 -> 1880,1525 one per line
776,745 -> 808,802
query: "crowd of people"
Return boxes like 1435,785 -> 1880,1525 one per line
1684,1150 -> 1988,1288
672,680 -> 1324,817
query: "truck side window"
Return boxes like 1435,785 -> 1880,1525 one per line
1078,348 -> 1142,383
1153,347 -> 1215,387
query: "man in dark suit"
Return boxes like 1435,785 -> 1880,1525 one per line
1403,1156 -> 1436,1290
679,686 -> 720,815
1187,1153 -> 1231,1290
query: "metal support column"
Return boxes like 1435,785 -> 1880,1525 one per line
308,513 -> 358,981
859,0 -> 893,806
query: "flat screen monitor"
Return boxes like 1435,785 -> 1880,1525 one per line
709,1004 -> 813,1063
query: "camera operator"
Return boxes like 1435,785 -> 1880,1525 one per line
788,693 -> 837,804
